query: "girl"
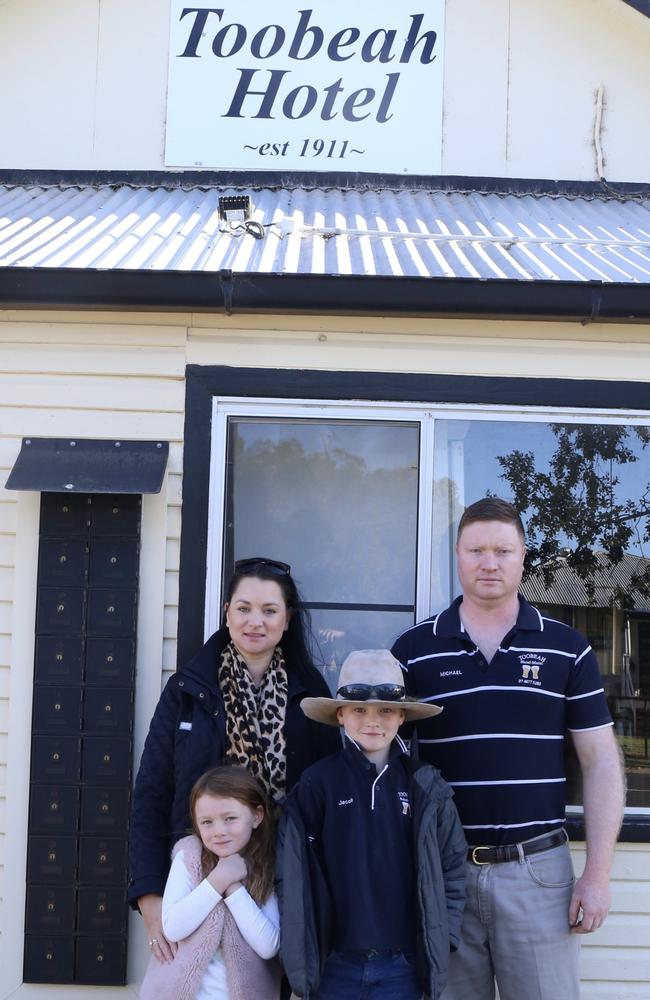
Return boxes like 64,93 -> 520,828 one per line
140,767 -> 281,1000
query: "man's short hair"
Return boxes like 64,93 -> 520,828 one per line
457,497 -> 526,543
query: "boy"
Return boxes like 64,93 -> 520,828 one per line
277,649 -> 466,1000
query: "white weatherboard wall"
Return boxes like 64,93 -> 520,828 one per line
572,845 -> 650,999
1,310 -> 649,997
0,315 -> 185,996
0,0 -> 648,181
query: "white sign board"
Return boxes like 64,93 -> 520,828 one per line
165,1 -> 445,173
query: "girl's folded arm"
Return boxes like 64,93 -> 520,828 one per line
224,888 -> 280,958
161,851 -> 223,942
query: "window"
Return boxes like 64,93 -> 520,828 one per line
433,416 -> 650,813
181,367 -> 650,822
206,407 -> 420,687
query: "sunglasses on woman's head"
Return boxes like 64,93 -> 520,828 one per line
234,557 -> 291,576
336,683 -> 406,701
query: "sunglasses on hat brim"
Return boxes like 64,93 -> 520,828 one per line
336,683 -> 406,701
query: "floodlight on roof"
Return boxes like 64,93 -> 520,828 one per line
218,195 -> 252,222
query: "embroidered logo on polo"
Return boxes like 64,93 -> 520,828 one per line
398,790 -> 411,816
338,797 -> 354,806
518,652 -> 546,685
440,670 -> 462,677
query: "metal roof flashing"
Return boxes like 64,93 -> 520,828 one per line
1,170 -> 649,197
5,438 -> 169,494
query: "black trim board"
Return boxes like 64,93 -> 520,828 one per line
183,366 -> 650,411
567,814 -> 650,843
2,268 -> 650,321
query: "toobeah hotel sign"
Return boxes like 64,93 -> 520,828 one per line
165,1 -> 445,173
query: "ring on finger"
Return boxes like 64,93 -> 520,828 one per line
149,938 -> 158,947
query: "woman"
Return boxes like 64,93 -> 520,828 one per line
128,557 -> 340,962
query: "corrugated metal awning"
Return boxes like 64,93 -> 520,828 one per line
1,180 -> 650,285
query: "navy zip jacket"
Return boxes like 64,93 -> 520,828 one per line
277,738 -> 467,999
128,632 -> 340,905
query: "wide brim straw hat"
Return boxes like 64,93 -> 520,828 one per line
301,649 -> 442,727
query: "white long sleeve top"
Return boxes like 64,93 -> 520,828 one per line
161,849 -> 280,1000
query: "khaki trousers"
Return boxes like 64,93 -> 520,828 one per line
442,839 -> 580,1000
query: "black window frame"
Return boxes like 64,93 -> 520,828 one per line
179,364 -> 650,842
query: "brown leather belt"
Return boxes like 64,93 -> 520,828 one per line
468,828 -> 567,865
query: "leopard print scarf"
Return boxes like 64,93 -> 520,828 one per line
219,641 -> 288,802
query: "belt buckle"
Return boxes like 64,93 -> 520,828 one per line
471,846 -> 491,865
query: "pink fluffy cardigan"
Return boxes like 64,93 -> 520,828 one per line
139,835 -> 280,1000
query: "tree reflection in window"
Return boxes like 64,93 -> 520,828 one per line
498,423 -> 650,809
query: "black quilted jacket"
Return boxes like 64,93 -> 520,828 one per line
128,632 -> 340,905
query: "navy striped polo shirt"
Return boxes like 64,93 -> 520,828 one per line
392,596 -> 613,847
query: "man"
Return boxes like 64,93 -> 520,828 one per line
392,497 -> 625,1000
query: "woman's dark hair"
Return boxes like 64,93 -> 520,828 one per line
189,765 -> 275,904
216,559 -> 325,690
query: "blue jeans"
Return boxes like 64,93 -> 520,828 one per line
313,949 -> 421,1000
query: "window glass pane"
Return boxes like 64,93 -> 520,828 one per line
433,417 -> 650,810
224,417 -> 419,682
310,608 -> 415,692
228,419 -> 419,605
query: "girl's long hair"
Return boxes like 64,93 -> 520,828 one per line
189,766 -> 275,905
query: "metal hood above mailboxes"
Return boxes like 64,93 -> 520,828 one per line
5,438 -> 169,494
